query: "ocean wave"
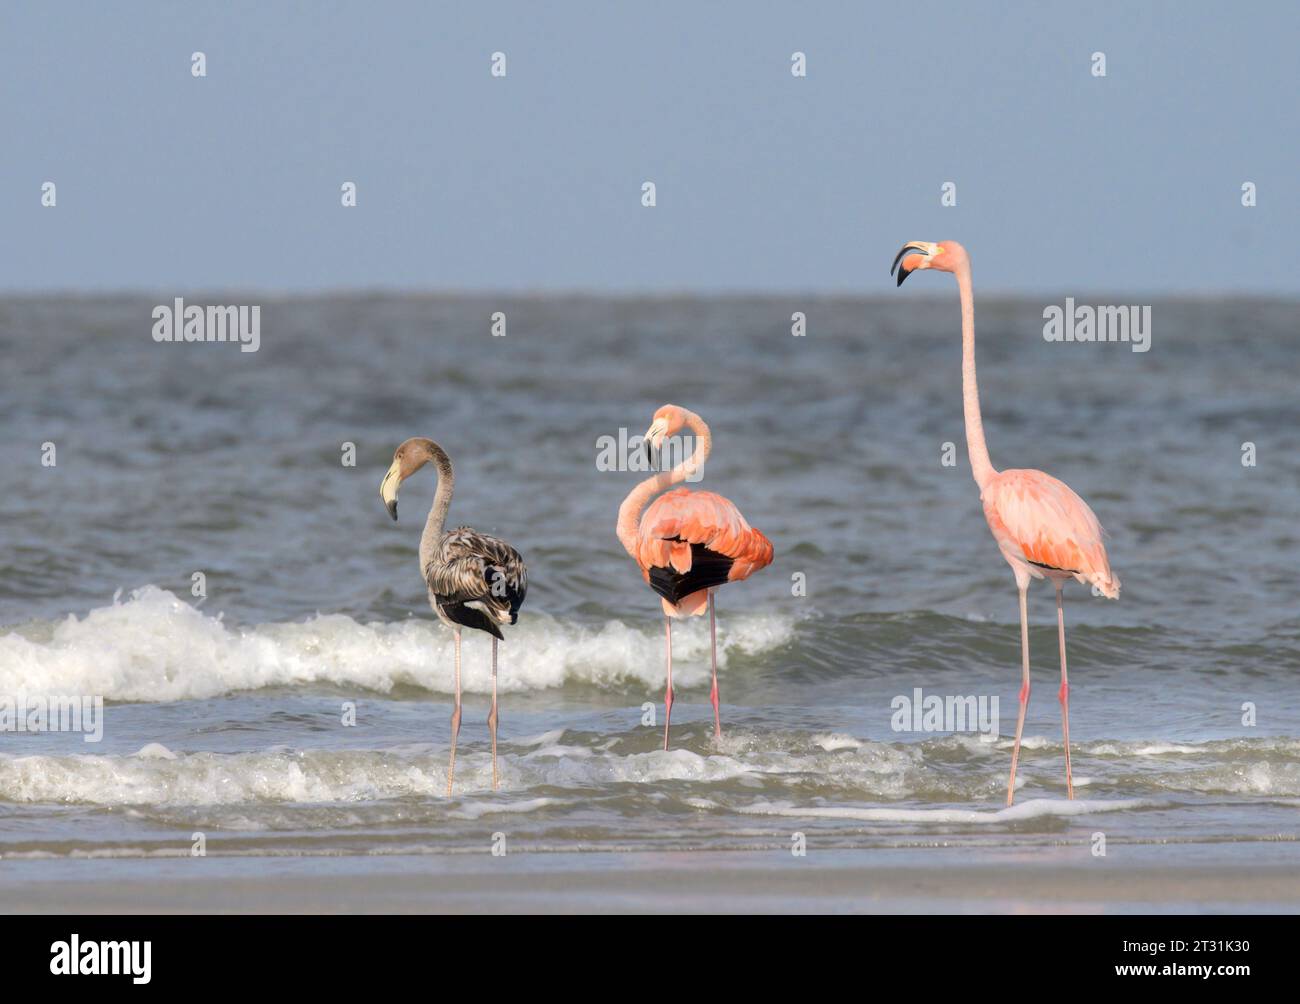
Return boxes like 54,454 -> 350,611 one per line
5,728 -> 1298,810
0,586 -> 796,702
0,738 -> 972,807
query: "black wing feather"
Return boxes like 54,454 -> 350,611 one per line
646,541 -> 734,606
436,599 -> 506,640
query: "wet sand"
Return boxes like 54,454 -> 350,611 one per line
5,844 -> 1298,914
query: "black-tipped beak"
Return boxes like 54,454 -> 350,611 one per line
643,438 -> 660,472
386,499 -> 398,521
890,243 -> 929,287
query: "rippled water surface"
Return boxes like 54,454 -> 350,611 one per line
1,295 -> 1298,888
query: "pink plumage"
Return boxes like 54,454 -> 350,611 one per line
982,469 -> 1120,599
636,487 -> 773,601
616,405 -> 773,747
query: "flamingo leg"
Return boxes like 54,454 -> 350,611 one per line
662,616 -> 674,751
488,635 -> 499,791
446,628 -> 462,797
708,591 -> 721,740
1006,585 -> 1030,807
1055,581 -> 1074,799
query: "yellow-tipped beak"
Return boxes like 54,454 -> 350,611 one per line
380,460 -> 402,521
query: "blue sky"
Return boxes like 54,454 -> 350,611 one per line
2,0 -> 1296,294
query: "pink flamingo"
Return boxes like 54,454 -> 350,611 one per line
892,241 -> 1120,805
617,405 -> 773,749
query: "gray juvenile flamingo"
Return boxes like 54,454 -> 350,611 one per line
380,437 -> 527,794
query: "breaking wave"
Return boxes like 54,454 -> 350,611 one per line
0,586 -> 796,702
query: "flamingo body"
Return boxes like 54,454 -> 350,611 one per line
635,487 -> 773,615
981,469 -> 1119,599
617,404 -> 773,746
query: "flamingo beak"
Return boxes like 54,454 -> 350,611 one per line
890,242 -> 932,287
380,460 -> 402,521
643,419 -> 668,471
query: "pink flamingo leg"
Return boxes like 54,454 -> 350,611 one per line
446,628 -> 462,797
708,592 -> 721,740
1055,582 -> 1074,799
662,616 -> 674,750
488,635 -> 499,791
1006,585 -> 1031,807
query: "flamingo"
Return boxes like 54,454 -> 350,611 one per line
891,241 -> 1120,805
616,405 -> 773,749
380,437 -> 528,794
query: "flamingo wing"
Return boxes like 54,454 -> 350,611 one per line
426,527 -> 528,639
982,469 -> 1120,598
637,488 -> 773,606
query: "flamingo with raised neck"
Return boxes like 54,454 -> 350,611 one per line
617,405 -> 773,749
892,240 -> 1120,805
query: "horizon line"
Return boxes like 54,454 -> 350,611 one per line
1,285 -> 1296,303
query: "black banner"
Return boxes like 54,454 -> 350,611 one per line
0,914 -> 1282,988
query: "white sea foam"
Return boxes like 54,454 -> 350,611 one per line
0,586 -> 795,702
737,797 -> 1160,824
449,797 -> 562,820
1087,741 -> 1204,756
0,749 -> 439,805
813,733 -> 864,752
514,729 -> 567,748
980,737 -> 1241,757
1182,760 -> 1300,796
0,738 -> 915,807
134,743 -> 178,760
2,732 -> 1296,813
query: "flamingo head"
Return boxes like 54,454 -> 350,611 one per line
646,405 -> 688,448
379,436 -> 438,521
891,240 -> 967,286
642,404 -> 687,466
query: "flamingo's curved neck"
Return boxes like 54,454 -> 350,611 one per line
616,410 -> 712,557
420,445 -> 455,574
957,262 -> 996,489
